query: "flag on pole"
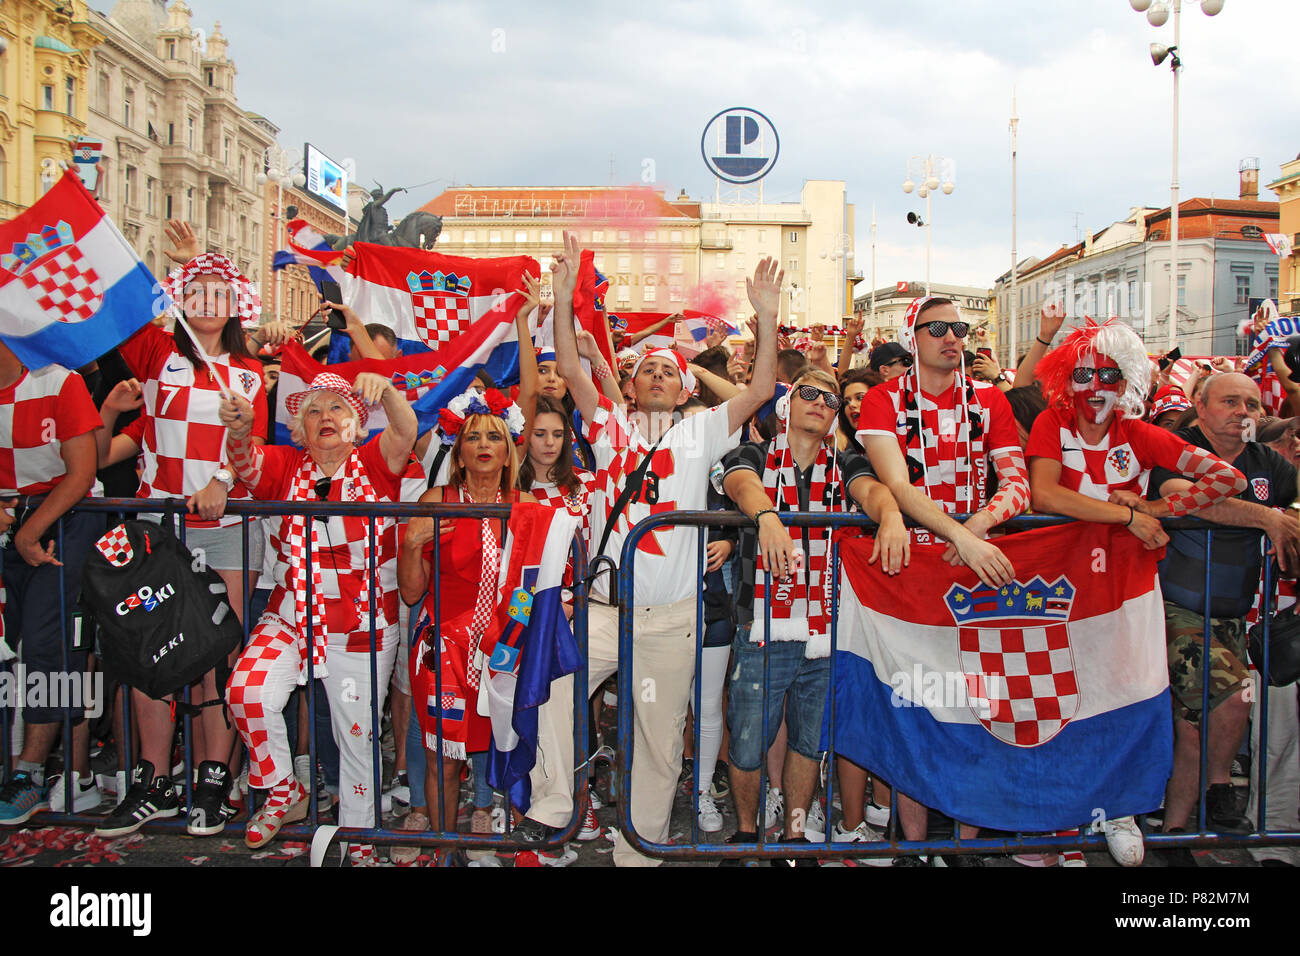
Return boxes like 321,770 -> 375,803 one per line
273,218 -> 346,290
830,521 -> 1172,832
1265,233 -> 1294,258
574,250 -> 616,372
483,502 -> 583,813
680,309 -> 739,342
0,170 -> 160,370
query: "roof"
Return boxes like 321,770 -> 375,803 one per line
420,186 -> 696,220
35,35 -> 79,54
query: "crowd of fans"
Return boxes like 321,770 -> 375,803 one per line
0,222 -> 1297,868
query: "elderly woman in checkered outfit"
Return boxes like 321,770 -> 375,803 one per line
219,368 -> 417,866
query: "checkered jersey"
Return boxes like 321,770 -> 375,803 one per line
1024,409 -> 1195,501
857,374 -> 1019,516
530,469 -> 595,547
119,324 -> 267,527
257,438 -> 403,652
584,395 -> 740,605
0,365 -> 100,496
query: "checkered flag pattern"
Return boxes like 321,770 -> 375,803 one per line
21,249 -> 103,322
960,624 -> 1079,746
410,292 -> 473,346
1163,445 -> 1247,516
95,525 -> 134,567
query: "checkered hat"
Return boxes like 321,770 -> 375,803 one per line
1149,385 -> 1191,421
630,347 -> 696,393
285,373 -> 369,430
899,296 -> 935,353
163,253 -> 262,329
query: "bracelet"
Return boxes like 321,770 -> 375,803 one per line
1125,506 -> 1135,528
1036,335 -> 1052,347
752,508 -> 779,526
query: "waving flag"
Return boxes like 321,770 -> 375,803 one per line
0,170 -> 159,370
830,521 -> 1171,832
680,309 -> 738,342
340,243 -> 535,386
483,503 -> 583,812
273,218 -> 345,290
574,250 -> 616,374
1265,233 -> 1294,258
606,310 -> 678,352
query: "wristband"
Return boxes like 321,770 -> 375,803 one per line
1125,506 -> 1135,528
752,508 -> 779,526
1036,335 -> 1052,347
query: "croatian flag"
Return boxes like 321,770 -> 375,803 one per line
606,310 -> 678,352
275,339 -> 486,445
0,170 -> 159,370
338,243 -> 536,386
575,250 -> 616,373
483,503 -> 583,813
680,309 -> 738,342
272,218 -> 345,290
830,521 -> 1171,832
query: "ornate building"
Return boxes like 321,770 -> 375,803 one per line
0,0 -> 104,220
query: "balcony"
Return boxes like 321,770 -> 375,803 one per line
701,235 -> 733,250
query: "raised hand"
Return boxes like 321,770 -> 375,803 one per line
163,220 -> 201,265
104,378 -> 144,414
219,392 -> 255,441
1039,301 -> 1066,341
746,257 -> 783,326
352,372 -> 393,406
550,231 -> 581,303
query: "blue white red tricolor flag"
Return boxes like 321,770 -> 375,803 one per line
339,243 -> 536,386
606,310 -> 678,351
680,309 -> 738,342
273,218 -> 345,290
484,503 -> 583,813
830,521 -> 1172,832
0,170 -> 158,370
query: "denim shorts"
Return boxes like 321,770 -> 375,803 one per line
726,624 -> 830,770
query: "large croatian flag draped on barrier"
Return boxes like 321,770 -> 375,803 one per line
483,503 -> 583,812
0,170 -> 157,370
336,243 -> 536,384
832,521 -> 1172,832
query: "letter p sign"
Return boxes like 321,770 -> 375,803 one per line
702,108 -> 779,185
725,114 -> 760,156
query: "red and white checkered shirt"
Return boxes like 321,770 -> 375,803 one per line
254,438 -> 403,652
1024,408 -> 1194,501
119,324 -> 267,528
529,469 -> 595,548
0,365 -> 100,496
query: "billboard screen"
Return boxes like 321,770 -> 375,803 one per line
303,142 -> 347,213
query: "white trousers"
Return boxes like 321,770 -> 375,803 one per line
1246,672 -> 1300,865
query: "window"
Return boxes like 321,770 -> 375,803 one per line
618,230 -> 630,242
617,254 -> 631,272
715,253 -> 725,269
617,284 -> 631,305
643,255 -> 657,272
65,76 -> 75,115
166,39 -> 176,59
644,230 -> 657,241
222,137 -> 230,166
1177,274 -> 1186,307
735,255 -> 746,272
1271,276 -> 1280,300
42,85 -> 54,111
146,178 -> 155,215
670,256 -> 683,274
165,193 -> 173,218
1236,275 -> 1251,305
167,122 -> 175,145
123,88 -> 133,127
462,231 -> 476,244
187,116 -> 195,149
787,257 -> 799,273
670,230 -> 682,243
124,165 -> 137,207
238,152 -> 247,186
592,230 -> 604,243
643,285 -> 656,304
669,285 -> 683,302
540,230 -> 553,243
1128,280 -> 1138,312
789,231 -> 798,243
489,231 -> 501,244
97,72 -> 109,111
514,230 -> 527,243
206,68 -> 215,87
758,229 -> 766,242
185,187 -> 194,222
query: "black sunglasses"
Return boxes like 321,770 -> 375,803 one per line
1072,366 -> 1123,385
918,320 -> 970,339
882,355 -> 913,369
794,384 -> 843,411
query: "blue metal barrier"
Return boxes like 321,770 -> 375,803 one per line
0,497 -> 588,865
616,510 -> 1300,864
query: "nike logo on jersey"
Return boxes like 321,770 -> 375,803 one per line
165,362 -> 187,373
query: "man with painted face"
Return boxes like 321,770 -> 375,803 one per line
1026,319 -> 1246,867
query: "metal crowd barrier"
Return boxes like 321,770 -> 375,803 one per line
0,497 -> 588,866
616,510 -> 1300,864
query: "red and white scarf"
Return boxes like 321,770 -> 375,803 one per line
285,448 -> 379,680
752,429 -> 841,659
462,485 -> 503,693
896,368 -> 989,516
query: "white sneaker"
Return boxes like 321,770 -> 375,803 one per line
95,771 -> 127,801
804,799 -> 826,842
1103,815 -> 1145,867
382,773 -> 411,812
865,800 -> 891,828
48,772 -> 101,813
293,754 -> 312,790
697,792 -> 723,833
764,787 -> 784,831
831,820 -> 892,867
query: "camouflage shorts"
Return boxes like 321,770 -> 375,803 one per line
1164,601 -> 1251,725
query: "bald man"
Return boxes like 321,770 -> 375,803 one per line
1140,373 -> 1300,842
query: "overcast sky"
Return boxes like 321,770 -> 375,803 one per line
162,0 -> 1298,290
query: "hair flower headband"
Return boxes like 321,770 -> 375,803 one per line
437,387 -> 526,445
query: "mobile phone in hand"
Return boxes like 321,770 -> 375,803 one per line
320,281 -> 346,330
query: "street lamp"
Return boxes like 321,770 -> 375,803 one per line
819,232 -> 854,329
902,154 -> 955,295
257,146 -> 306,323
1127,0 -> 1225,351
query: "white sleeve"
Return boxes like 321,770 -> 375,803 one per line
688,402 -> 743,467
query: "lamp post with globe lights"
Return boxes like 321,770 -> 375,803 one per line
1128,0 -> 1225,351
902,155 -> 955,296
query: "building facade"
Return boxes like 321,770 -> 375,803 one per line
1267,155 -> 1300,317
260,173 -> 352,328
0,0 -> 104,220
852,281 -> 991,342
84,0 -> 273,284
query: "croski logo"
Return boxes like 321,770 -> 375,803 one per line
116,583 -> 176,616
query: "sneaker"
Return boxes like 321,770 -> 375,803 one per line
769,835 -> 819,867
763,786 -> 784,831
347,843 -> 386,867
1205,784 -> 1251,834
803,799 -> 826,842
1060,849 -> 1087,867
0,771 -> 49,826
710,762 -> 731,800
865,800 -> 891,828
578,804 -> 602,841
1230,755 -> 1249,787
1103,815 -> 1145,867
831,820 -> 892,867
384,772 -> 411,811
187,761 -> 234,836
697,792 -> 723,834
47,772 -> 101,814
95,761 -> 179,837
933,853 -> 989,867
678,757 -> 695,789
390,809 -> 429,865
891,854 -> 930,867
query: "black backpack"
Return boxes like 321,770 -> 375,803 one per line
81,519 -> 243,707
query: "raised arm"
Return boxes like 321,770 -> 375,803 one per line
514,273 -> 542,440
324,301 -> 382,360
352,372 -> 418,475
627,313 -> 680,348
1013,302 -> 1066,388
577,327 -> 623,404
97,378 -> 144,467
1154,475 -> 1300,575
725,258 -> 782,436
551,231 -> 600,424
689,362 -> 742,402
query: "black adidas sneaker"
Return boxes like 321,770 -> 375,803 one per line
95,760 -> 179,837
187,760 -> 236,836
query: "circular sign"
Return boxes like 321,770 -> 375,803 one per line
701,107 -> 779,185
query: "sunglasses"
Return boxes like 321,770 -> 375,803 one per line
881,356 -> 913,370
918,320 -> 969,339
794,384 -> 843,411
1072,366 -> 1123,385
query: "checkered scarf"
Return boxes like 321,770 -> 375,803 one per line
753,429 -> 841,659
163,253 -> 262,328
461,485 -> 503,692
896,366 -> 987,515
285,448 -> 379,680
